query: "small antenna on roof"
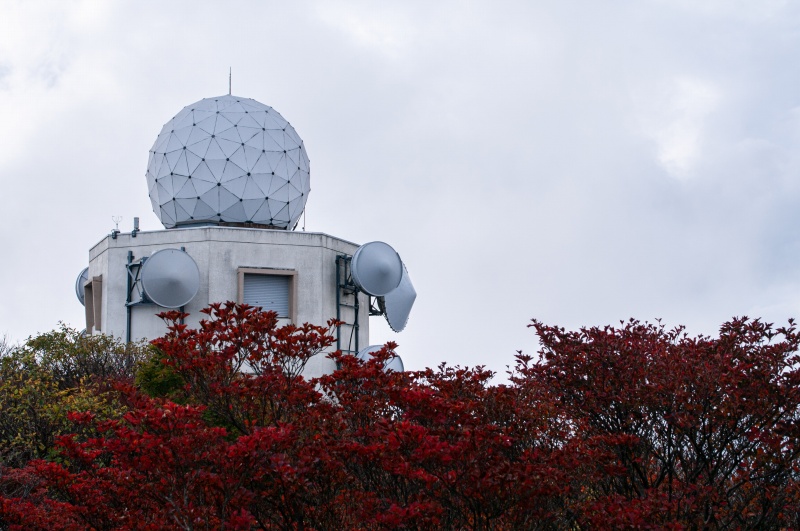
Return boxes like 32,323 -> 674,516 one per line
228,67 -> 231,95
111,215 -> 122,240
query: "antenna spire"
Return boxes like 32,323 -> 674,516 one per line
228,67 -> 231,95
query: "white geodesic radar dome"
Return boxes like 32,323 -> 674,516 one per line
146,95 -> 310,229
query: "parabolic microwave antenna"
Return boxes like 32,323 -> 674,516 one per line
350,241 -> 416,332
74,267 -> 89,306
380,264 -> 416,333
146,95 -> 310,230
351,241 -> 403,296
139,249 -> 200,308
357,344 -> 405,372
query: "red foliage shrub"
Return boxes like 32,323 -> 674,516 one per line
2,305 -> 800,529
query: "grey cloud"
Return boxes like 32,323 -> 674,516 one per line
2,1 -> 800,379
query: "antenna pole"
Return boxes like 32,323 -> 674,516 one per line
228,67 -> 231,95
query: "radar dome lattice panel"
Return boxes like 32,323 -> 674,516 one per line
146,95 -> 310,229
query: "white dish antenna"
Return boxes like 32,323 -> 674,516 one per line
356,344 -> 405,372
381,264 -> 416,332
140,249 -> 200,308
350,241 -> 403,297
348,241 -> 417,333
75,267 -> 89,306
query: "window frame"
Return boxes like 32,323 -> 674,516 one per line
237,267 -> 297,321
84,275 -> 103,332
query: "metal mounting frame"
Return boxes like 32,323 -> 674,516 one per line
335,254 -> 361,356
124,247 -> 187,343
126,254 -> 152,308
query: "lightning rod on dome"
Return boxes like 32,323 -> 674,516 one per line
228,68 -> 231,95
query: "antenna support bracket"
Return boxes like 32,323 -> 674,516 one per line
126,256 -> 153,307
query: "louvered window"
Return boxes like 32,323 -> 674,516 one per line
242,274 -> 290,317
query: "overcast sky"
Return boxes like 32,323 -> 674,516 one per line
2,0 -> 800,378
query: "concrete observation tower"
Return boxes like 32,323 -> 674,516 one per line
74,94 -> 415,378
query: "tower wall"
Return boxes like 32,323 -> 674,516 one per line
86,226 -> 370,378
